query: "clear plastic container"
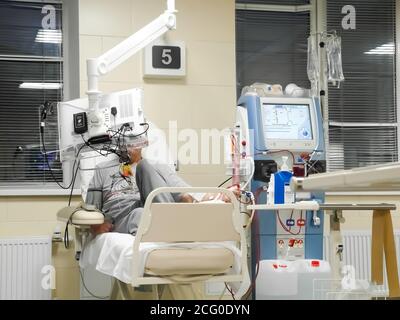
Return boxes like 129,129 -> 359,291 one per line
313,279 -> 375,300
256,259 -> 332,300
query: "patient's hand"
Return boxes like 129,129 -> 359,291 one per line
179,193 -> 196,203
90,221 -> 113,236
201,185 -> 241,203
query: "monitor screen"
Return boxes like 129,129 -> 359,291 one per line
261,103 -> 313,140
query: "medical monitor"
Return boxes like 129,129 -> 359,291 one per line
58,88 -> 146,162
259,97 -> 318,152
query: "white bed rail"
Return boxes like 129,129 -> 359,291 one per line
131,187 -> 250,299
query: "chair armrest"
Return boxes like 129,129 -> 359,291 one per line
57,205 -> 104,226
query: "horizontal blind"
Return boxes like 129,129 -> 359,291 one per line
0,1 -> 63,185
236,8 -> 310,97
0,61 -> 63,184
327,0 -> 397,170
237,0 -> 310,5
329,127 -> 398,168
0,1 -> 62,57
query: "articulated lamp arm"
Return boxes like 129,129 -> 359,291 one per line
86,0 -> 177,112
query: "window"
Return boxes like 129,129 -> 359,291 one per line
326,0 -> 398,170
236,1 -> 310,97
236,0 -> 398,172
0,0 -> 63,186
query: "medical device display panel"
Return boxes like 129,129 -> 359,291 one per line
259,97 -> 318,152
262,103 -> 313,141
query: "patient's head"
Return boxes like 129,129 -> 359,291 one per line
127,146 -> 142,164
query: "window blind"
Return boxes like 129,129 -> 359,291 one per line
236,4 -> 310,97
237,0 -> 309,5
0,0 -> 63,185
0,1 -> 62,57
327,0 -> 397,170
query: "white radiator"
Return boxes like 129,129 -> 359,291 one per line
0,236 -> 52,300
324,230 -> 400,295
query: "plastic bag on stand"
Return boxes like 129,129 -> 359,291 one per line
326,35 -> 345,87
307,35 -> 320,96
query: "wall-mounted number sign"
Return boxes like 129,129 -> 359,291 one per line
143,40 -> 186,78
152,46 -> 181,69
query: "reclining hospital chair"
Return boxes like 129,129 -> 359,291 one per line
57,124 -> 250,300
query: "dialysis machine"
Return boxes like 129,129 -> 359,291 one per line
235,92 -> 327,289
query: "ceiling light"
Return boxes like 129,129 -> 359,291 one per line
19,82 -> 63,90
35,29 -> 62,44
365,43 -> 395,55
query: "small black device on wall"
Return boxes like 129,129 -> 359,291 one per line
73,112 -> 88,134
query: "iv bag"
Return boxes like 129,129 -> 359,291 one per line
307,35 -> 320,96
326,36 -> 345,87
307,35 -> 320,83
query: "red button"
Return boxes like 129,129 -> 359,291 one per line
273,264 -> 278,269
297,219 -> 306,227
311,260 -> 320,267
242,140 -> 247,146
288,239 -> 296,247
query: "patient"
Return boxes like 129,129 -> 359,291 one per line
86,145 -> 238,236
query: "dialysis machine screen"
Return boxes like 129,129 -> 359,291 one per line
262,104 -> 313,141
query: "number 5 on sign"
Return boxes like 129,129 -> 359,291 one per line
162,49 -> 172,65
143,40 -> 186,78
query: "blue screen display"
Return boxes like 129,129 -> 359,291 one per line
262,104 -> 313,140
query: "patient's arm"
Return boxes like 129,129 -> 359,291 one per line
200,185 -> 240,203
90,220 -> 114,236
85,163 -> 110,235
85,164 -> 105,210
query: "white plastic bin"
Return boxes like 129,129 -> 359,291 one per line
256,259 -> 332,300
